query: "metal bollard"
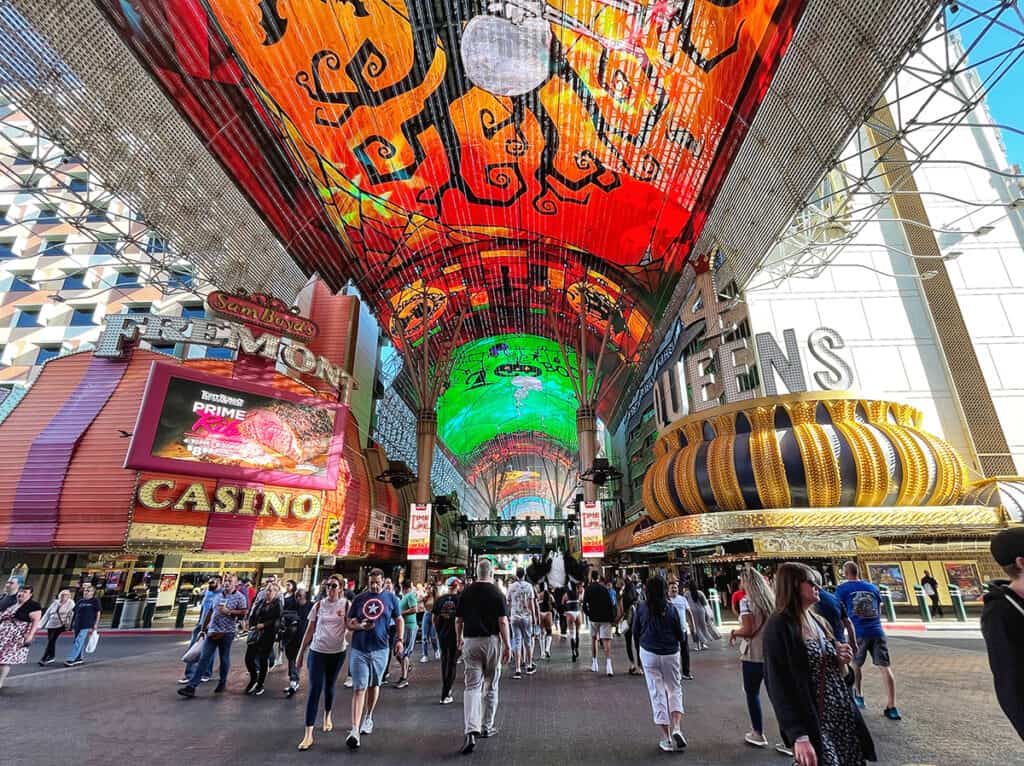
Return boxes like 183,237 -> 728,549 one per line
174,596 -> 190,629
110,597 -> 126,629
913,584 -> 932,623
948,584 -> 968,622
878,584 -> 896,623
142,597 -> 158,629
707,587 -> 722,627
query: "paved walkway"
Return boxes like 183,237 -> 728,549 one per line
1,630 -> 1016,765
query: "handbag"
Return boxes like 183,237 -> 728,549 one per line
181,638 -> 204,663
246,627 -> 264,646
85,630 -> 100,654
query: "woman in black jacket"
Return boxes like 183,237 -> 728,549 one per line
763,563 -> 876,766
245,582 -> 282,696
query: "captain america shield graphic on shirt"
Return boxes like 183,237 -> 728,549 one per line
360,597 -> 385,622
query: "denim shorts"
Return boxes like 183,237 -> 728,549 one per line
348,647 -> 389,689
510,616 -> 532,651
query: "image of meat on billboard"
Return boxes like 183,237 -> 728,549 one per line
126,363 -> 346,489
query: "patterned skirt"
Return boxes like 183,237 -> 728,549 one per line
0,616 -> 31,665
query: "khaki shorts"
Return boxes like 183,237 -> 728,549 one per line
591,621 -> 612,640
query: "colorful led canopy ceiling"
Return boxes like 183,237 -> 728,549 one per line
501,495 -> 557,520
437,334 -> 586,463
99,0 -> 804,425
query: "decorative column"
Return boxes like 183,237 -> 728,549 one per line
410,409 -> 437,583
576,406 -> 598,504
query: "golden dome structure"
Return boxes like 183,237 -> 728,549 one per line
642,392 -> 969,522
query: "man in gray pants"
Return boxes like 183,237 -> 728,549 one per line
456,558 -> 511,755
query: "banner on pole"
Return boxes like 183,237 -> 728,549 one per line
407,503 -> 432,560
581,501 -> 604,558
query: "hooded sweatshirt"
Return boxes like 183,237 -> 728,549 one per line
980,580 -> 1024,741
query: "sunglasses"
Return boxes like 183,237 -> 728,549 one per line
325,582 -> 340,589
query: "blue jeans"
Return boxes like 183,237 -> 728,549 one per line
403,622 -> 419,659
189,634 -> 234,687
184,623 -> 216,679
66,628 -> 90,662
421,613 -> 438,658
741,660 -> 764,734
305,649 -> 345,726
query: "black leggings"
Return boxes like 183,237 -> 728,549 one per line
679,633 -> 691,676
40,628 -> 63,662
245,644 -> 271,686
305,649 -> 345,726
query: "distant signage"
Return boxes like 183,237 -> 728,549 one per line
208,290 -> 319,342
581,501 -> 604,558
407,503 -> 432,560
126,363 -> 346,489
370,510 -> 404,547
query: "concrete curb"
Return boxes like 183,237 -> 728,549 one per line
33,628 -> 192,638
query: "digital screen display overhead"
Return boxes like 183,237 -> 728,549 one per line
126,363 -> 347,490
437,334 -> 589,463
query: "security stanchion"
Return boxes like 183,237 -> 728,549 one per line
878,584 -> 896,623
175,596 -> 190,628
948,584 -> 968,622
707,587 -> 722,627
142,596 -> 158,629
110,597 -> 126,629
913,584 -> 932,623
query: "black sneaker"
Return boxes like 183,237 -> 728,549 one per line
245,681 -> 259,695
395,677 -> 409,689
177,686 -> 196,698
480,728 -> 498,739
461,733 -> 476,755
672,730 -> 687,750
525,665 -> 537,675
512,670 -> 522,679
214,682 -> 226,693
253,684 -> 265,696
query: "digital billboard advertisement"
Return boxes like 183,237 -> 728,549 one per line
126,363 -> 347,490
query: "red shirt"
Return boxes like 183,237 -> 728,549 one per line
731,589 -> 746,613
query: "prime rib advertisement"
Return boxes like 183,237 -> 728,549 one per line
126,363 -> 346,489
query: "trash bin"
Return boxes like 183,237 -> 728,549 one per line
142,596 -> 158,629
120,598 -> 143,629
948,584 -> 968,622
110,597 -> 126,629
707,587 -> 722,627
913,583 -> 932,623
175,597 -> 190,629
878,584 -> 896,623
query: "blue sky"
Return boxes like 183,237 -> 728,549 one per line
963,12 -> 1024,165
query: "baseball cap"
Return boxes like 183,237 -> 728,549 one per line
446,576 -> 462,587
990,527 -> 1024,566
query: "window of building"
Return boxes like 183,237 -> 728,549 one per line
94,237 -> 118,256
148,342 -> 178,356
147,236 -> 168,254
61,155 -> 83,165
62,272 -> 88,290
67,176 -> 88,193
35,345 -> 61,364
180,304 -> 205,321
0,241 -> 15,259
69,307 -> 95,327
115,270 -> 139,287
14,308 -> 40,328
9,276 -> 33,292
35,206 -> 59,224
124,303 -> 151,316
167,270 -> 192,290
40,237 -> 65,256
85,204 -> 107,223
0,207 -> 9,224
13,149 -> 32,166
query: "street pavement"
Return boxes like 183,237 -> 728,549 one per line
0,627 -> 1017,765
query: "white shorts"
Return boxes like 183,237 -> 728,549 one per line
590,622 -> 612,640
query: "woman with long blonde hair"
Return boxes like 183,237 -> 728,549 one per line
729,567 -> 775,748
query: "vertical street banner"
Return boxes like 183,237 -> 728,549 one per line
581,501 -> 604,558
407,503 -> 432,560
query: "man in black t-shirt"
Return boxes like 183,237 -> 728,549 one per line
433,577 -> 462,705
582,570 -> 616,676
982,528 -> 1024,741
455,559 -> 511,754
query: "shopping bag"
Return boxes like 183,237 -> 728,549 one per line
181,638 -> 204,664
85,630 -> 100,654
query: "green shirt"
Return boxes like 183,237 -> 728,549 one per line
400,591 -> 419,630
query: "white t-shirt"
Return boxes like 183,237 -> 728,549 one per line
310,597 -> 349,654
668,595 -> 690,635
508,580 -> 535,620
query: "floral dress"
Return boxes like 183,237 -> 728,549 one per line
806,626 -> 866,766
0,603 -> 34,665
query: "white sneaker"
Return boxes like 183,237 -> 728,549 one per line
672,730 -> 687,750
420,655 -> 429,663
441,695 -> 454,705
658,739 -> 676,752
606,660 -> 613,676
744,732 -> 768,748
346,729 -> 360,750
435,649 -> 440,659
343,676 -> 353,688
360,716 -> 374,735
590,658 -> 599,672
